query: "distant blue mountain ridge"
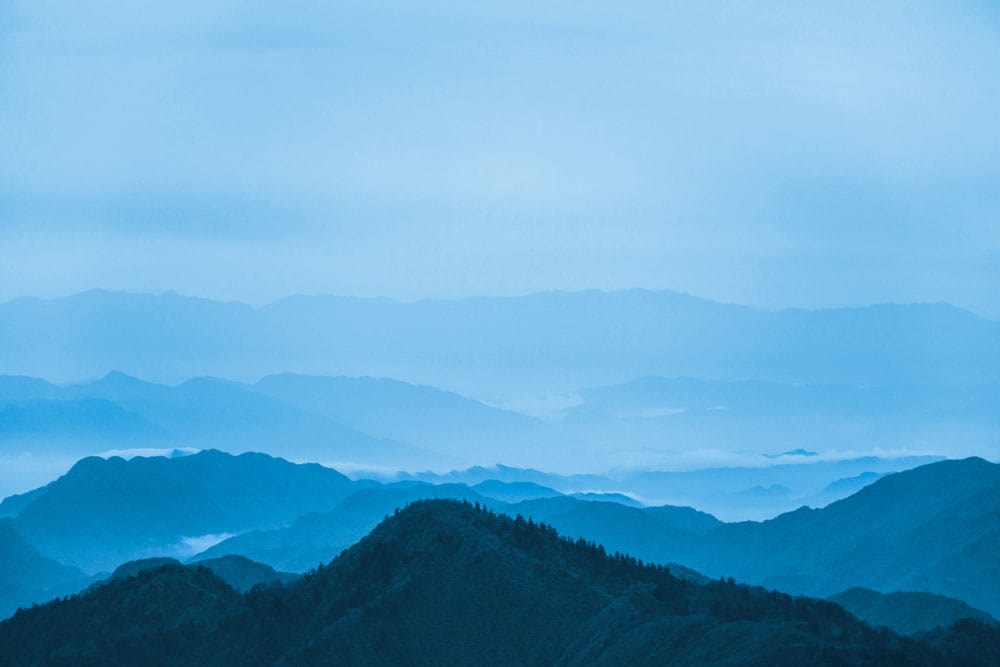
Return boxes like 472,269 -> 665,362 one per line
0,369 -> 990,497
0,289 -> 994,393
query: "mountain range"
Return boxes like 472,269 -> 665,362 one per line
4,368 -> 977,516
1,289 -> 995,396
3,500 -> 997,666
0,372 -> 437,471
191,457 -> 1000,618
3,449 -> 997,626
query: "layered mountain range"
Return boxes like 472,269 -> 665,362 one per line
2,450 -> 997,626
2,500 -> 997,666
1,289 -> 995,393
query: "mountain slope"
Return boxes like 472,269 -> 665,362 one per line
829,588 -> 996,636
72,372 -> 431,466
11,450 -> 362,573
4,500 -> 997,665
195,483 -> 721,574
99,555 -> 298,593
0,371 -> 433,468
195,483 -> 494,572
252,373 -> 541,457
0,520 -> 91,619
689,457 -> 1000,616
0,397 -> 166,451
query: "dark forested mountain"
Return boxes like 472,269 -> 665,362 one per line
828,588 -> 996,636
0,520 -> 91,619
3,500 -> 998,666
9,450 -> 363,573
1,289 -> 995,394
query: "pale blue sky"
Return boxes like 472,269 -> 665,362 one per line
1,1 -> 997,316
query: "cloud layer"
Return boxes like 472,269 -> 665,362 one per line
1,1 -> 997,314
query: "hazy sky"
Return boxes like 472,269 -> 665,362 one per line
1,1 -> 997,316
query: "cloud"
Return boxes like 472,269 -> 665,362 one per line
0,1 -> 997,315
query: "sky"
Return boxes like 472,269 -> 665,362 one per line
1,1 -> 998,316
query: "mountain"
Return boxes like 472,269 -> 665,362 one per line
0,520 -> 91,619
829,588 -> 996,636
3,368 -> 990,484
252,373 -> 541,458
0,485 -> 51,519
187,555 -> 299,591
470,480 -> 561,503
803,471 -> 887,508
99,555 -> 298,593
396,463 -> 617,492
0,371 -> 433,468
570,492 -> 645,507
405,456 -> 945,522
503,496 -> 720,567
196,483 -> 720,574
195,483 -> 495,572
3,500 -> 997,665
9,450 -> 363,573
621,455 -> 943,520
1,289 -> 995,395
0,397 -> 166,451
317,459 -> 1000,619
687,457 -> 1000,616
